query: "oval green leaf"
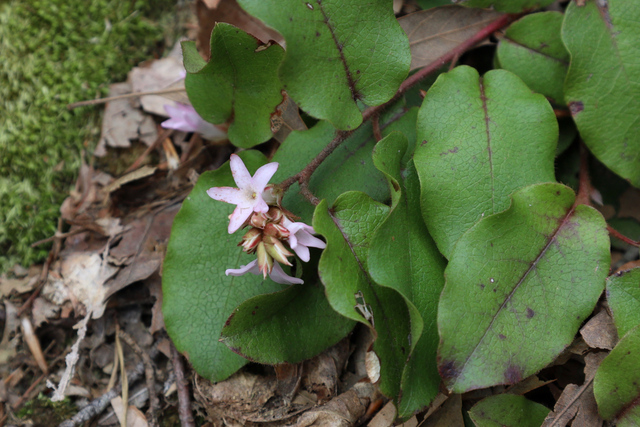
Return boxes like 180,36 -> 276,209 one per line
594,324 -> 640,425
162,151 -> 286,382
469,394 -> 550,427
220,281 -> 355,364
313,193 -> 411,398
439,183 -> 610,393
415,66 -> 557,258
237,0 -> 411,130
562,0 -> 640,187
369,132 -> 446,417
606,267 -> 640,338
496,12 -> 569,103
183,23 -> 284,148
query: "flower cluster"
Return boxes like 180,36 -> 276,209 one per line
207,154 -> 325,285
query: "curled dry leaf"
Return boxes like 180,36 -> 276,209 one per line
579,309 -> 618,350
399,6 -> 503,71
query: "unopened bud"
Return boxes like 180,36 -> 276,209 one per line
265,206 -> 284,223
256,242 -> 273,278
250,212 -> 269,229
239,228 -> 262,253
263,185 -> 283,206
263,223 -> 290,239
263,235 -> 293,266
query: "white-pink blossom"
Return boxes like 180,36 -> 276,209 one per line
283,218 -> 326,262
161,103 -> 225,141
207,154 -> 279,234
225,260 -> 303,285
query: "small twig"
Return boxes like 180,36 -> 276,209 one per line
58,346 -> 158,427
372,114 -> 382,142
574,141 -> 591,207
125,128 -> 174,174
608,225 -> 640,247
118,329 -> 160,427
67,87 -> 185,109
171,341 -> 196,427
278,12 -> 516,197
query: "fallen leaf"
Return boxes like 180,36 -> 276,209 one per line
110,396 -> 150,427
0,301 -> 19,365
399,6 -> 503,71
507,375 -> 555,395
580,309 -> 618,350
368,400 -> 396,427
421,393 -> 463,427
0,275 -> 38,298
103,166 -> 158,195
95,82 -> 158,157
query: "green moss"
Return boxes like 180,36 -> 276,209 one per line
16,393 -> 77,424
0,0 -> 174,271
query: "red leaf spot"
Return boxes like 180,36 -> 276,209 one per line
569,101 -> 584,116
439,360 -> 459,381
526,307 -> 535,318
504,365 -> 523,384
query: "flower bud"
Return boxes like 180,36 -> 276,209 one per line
263,235 -> 293,266
238,228 -> 262,253
250,212 -> 269,229
265,206 -> 284,223
263,222 -> 290,240
263,185 -> 283,206
256,242 -> 273,278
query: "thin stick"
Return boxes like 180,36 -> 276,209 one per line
372,114 -> 382,142
279,12 -> 516,196
118,329 -> 160,427
124,129 -> 174,174
67,87 -> 186,109
548,377 -> 594,427
171,342 -> 196,427
574,141 -> 591,207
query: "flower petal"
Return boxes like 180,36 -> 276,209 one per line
230,154 -> 253,189
225,260 -> 259,276
251,162 -> 279,193
207,187 -> 243,204
269,262 -> 304,285
296,232 -> 327,249
291,244 -> 311,262
228,205 -> 253,234
252,196 -> 269,213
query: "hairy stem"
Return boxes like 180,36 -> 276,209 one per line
279,12 -> 517,198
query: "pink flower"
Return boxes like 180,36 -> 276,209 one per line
283,218 -> 326,262
225,260 -> 303,285
161,103 -> 225,141
207,154 -> 279,234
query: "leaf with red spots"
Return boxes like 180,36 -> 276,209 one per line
458,0 -> 554,13
220,281 -> 355,364
594,324 -> 640,425
438,183 -> 609,393
562,0 -> 640,187
183,23 -> 284,148
237,0 -> 411,130
414,66 -> 557,259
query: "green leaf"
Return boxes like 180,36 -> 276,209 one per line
594,324 -> 640,425
458,0 -> 554,13
606,268 -> 640,338
468,394 -> 550,427
562,0 -> 640,187
182,23 -> 284,148
220,281 -> 355,364
272,107 -> 419,224
237,0 -> 410,130
438,183 -> 610,393
368,132 -> 446,417
415,66 -> 557,258
313,193 -> 411,398
163,151 -> 287,382
496,12 -> 569,103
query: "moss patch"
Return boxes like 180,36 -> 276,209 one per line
0,0 -> 174,271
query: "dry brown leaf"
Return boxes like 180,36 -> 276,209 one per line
368,400 -> 396,427
580,310 -> 618,350
95,82 -> 158,157
146,275 -> 165,335
302,339 -> 349,404
20,316 -> 48,374
103,166 -> 157,195
271,92 -> 307,143
507,375 -> 555,395
399,6 -> 503,71
0,275 -> 38,298
542,383 -> 580,427
196,0 -> 284,60
0,301 -> 19,365
110,396 -> 149,427
421,393 -> 463,427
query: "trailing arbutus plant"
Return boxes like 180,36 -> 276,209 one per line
162,0 -> 640,423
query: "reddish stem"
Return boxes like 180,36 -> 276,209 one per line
279,12 -> 517,197
574,142 -> 591,207
608,225 -> 640,247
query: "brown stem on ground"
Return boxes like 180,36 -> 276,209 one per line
372,114 -> 382,142
279,12 -> 517,199
574,141 -> 592,208
171,342 -> 196,427
117,330 -> 160,427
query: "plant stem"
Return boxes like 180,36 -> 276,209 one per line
279,12 -> 517,198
